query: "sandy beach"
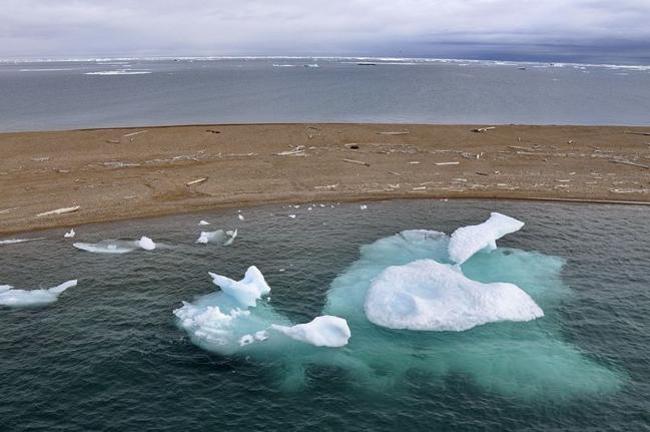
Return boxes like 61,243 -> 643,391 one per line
0,123 -> 648,235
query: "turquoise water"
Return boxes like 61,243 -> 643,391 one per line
1,200 -> 648,430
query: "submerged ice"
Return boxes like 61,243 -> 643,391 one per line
0,280 -> 77,307
73,236 -> 157,253
175,212 -> 623,399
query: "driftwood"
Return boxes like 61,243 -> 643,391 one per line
377,131 -> 410,136
472,126 -> 496,133
609,159 -> 649,169
624,131 -> 650,136
343,158 -> 370,167
435,161 -> 459,166
186,177 -> 208,186
36,206 -> 80,218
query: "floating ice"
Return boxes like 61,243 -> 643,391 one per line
448,212 -> 524,264
73,237 -> 156,254
0,280 -> 77,307
197,229 -> 237,246
137,236 -> 156,250
238,214 -> 245,221
364,259 -> 543,331
64,229 -> 76,238
272,316 -> 351,347
209,266 -> 270,308
198,220 -> 210,226
85,70 -> 151,75
0,238 -> 45,245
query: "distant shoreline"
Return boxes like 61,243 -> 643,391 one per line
1,123 -> 648,236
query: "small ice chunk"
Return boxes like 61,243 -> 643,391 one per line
0,279 -> 77,307
64,229 -> 76,238
289,214 -> 297,219
238,214 -> 245,221
364,259 -> 543,331
254,330 -> 268,341
208,266 -> 271,307
360,205 -> 368,210
448,212 -> 524,264
223,229 -> 237,246
137,236 -> 156,251
271,315 -> 351,347
73,240 -> 136,254
199,220 -> 211,226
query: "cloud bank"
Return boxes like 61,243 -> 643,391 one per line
2,0 -> 649,63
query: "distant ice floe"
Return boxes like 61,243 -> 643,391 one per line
84,70 -> 151,75
196,229 -> 237,246
0,238 -> 45,245
198,220 -> 211,226
448,212 -> 524,264
73,236 -> 156,253
364,259 -> 543,331
271,316 -> 351,347
174,266 -> 350,356
0,280 -> 77,307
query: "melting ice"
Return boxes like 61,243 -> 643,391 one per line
73,236 -> 156,253
0,280 -> 77,307
175,212 -> 623,398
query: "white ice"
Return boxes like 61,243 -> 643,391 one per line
136,236 -> 156,251
0,280 -> 77,307
209,266 -> 270,307
197,229 -> 237,246
448,212 -> 524,264
199,220 -> 211,226
272,315 -> 351,347
73,237 -> 156,254
364,259 -> 543,331
64,229 -> 76,238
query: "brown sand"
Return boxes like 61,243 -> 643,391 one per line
0,123 -> 648,235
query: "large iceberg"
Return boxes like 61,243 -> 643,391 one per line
0,280 -> 77,307
364,259 -> 543,331
272,316 -> 351,347
448,212 -> 524,264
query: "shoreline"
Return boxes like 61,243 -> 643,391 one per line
1,123 -> 648,236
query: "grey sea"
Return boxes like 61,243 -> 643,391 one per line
1,200 -> 649,431
1,57 -> 650,131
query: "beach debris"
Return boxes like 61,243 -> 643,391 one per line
388,171 -> 401,176
275,146 -> 306,157
199,220 -> 211,226
408,161 -> 420,165
471,126 -> 496,133
64,229 -> 76,239
122,130 -> 147,139
186,177 -> 208,187
476,171 -> 489,176
103,161 -> 141,169
206,129 -> 221,134
435,161 -> 459,166
106,139 -> 121,144
344,143 -> 360,149
377,131 -> 410,136
624,131 -> 650,136
609,159 -> 649,169
412,186 -> 427,191
610,188 -> 647,194
343,158 -> 370,167
31,157 -> 50,162
568,140 -> 575,144
0,208 -> 17,215
37,206 -> 80,218
314,184 -> 338,190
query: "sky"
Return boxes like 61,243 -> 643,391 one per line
2,0 -> 650,64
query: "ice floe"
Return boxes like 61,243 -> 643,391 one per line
208,266 -> 270,307
198,220 -> 211,226
448,212 -> 524,264
272,316 -> 351,347
73,236 -> 157,253
0,238 -> 45,245
364,259 -> 543,331
64,229 -> 76,238
0,280 -> 77,307
196,229 -> 237,246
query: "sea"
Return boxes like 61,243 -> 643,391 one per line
0,56 -> 650,131
1,199 -> 648,431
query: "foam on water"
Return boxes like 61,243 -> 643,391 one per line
0,280 -> 77,307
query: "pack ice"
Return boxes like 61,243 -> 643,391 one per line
0,280 -> 77,307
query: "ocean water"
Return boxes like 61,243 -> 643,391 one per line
1,57 -> 650,131
1,199 -> 648,431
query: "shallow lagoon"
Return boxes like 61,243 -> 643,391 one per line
1,200 -> 648,431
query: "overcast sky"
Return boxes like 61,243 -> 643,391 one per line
2,0 -> 650,63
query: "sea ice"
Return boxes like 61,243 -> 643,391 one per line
272,316 -> 351,347
198,220 -> 211,226
448,212 -> 524,264
197,229 -> 237,246
137,236 -> 156,250
0,280 -> 77,307
364,259 -> 543,331
209,266 -> 271,307
64,229 -> 76,238
73,237 -> 157,253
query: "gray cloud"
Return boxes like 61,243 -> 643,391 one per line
1,0 -> 649,63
